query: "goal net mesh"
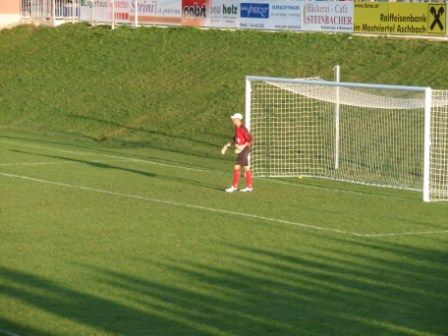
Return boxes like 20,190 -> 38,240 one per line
431,90 -> 448,201
248,79 -> 448,200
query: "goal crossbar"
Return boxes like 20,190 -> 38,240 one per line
246,76 -> 428,92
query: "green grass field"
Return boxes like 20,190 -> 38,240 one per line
1,24 -> 448,336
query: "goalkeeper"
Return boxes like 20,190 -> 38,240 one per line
221,113 -> 253,193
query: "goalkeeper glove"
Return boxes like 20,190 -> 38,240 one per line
235,144 -> 245,154
221,143 -> 230,155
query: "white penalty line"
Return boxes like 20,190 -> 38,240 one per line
0,171 -> 447,238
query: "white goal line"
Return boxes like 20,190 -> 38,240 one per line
0,161 -> 76,167
0,329 -> 24,336
0,139 -> 415,199
0,171 -> 446,239
0,139 -> 222,175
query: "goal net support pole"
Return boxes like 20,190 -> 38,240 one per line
245,77 -> 252,166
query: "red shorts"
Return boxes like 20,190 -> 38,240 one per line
236,147 -> 251,166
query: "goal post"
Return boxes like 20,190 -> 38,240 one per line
245,76 -> 448,202
334,65 -> 341,170
429,89 -> 448,202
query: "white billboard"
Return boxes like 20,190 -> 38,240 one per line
132,0 -> 181,24
239,1 -> 302,31
80,0 -> 130,23
77,0 -> 354,33
302,1 -> 353,32
209,0 -> 239,28
269,2 -> 302,31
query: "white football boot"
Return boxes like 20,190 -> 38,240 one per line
240,187 -> 253,192
225,186 -> 238,193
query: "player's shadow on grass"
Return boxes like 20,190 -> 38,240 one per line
68,114 -> 223,149
1,232 -> 446,335
11,149 -> 223,192
63,114 -> 228,161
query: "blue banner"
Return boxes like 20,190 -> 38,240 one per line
240,3 -> 269,19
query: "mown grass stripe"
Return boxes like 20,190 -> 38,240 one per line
1,171 -> 447,238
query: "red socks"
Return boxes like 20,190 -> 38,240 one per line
232,169 -> 241,187
245,170 -> 253,188
232,169 -> 253,188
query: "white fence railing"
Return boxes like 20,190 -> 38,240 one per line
22,0 -> 50,18
22,0 -> 79,20
54,0 -> 79,20
22,0 -> 131,23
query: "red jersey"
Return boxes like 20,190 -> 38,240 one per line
233,126 -> 252,147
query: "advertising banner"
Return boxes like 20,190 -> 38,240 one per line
302,0 -> 353,32
80,0 -> 110,22
239,1 -> 301,31
77,0 -> 446,38
80,0 -> 130,23
129,0 -> 181,25
354,1 -> 446,36
182,0 -> 210,26
209,0 -> 239,28
114,0 -> 131,21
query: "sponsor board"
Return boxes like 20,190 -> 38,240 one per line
302,0 -> 353,32
209,0 -> 239,28
77,0 -> 447,37
240,2 -> 269,19
130,0 -> 181,25
270,2 -> 302,31
354,1 -> 446,36
80,0 -> 130,22
182,0 -> 210,26
240,2 -> 301,31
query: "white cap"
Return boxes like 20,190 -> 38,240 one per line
230,113 -> 243,120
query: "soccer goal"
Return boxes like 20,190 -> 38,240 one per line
245,76 -> 448,202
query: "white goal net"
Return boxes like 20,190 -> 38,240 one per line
246,76 -> 448,202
